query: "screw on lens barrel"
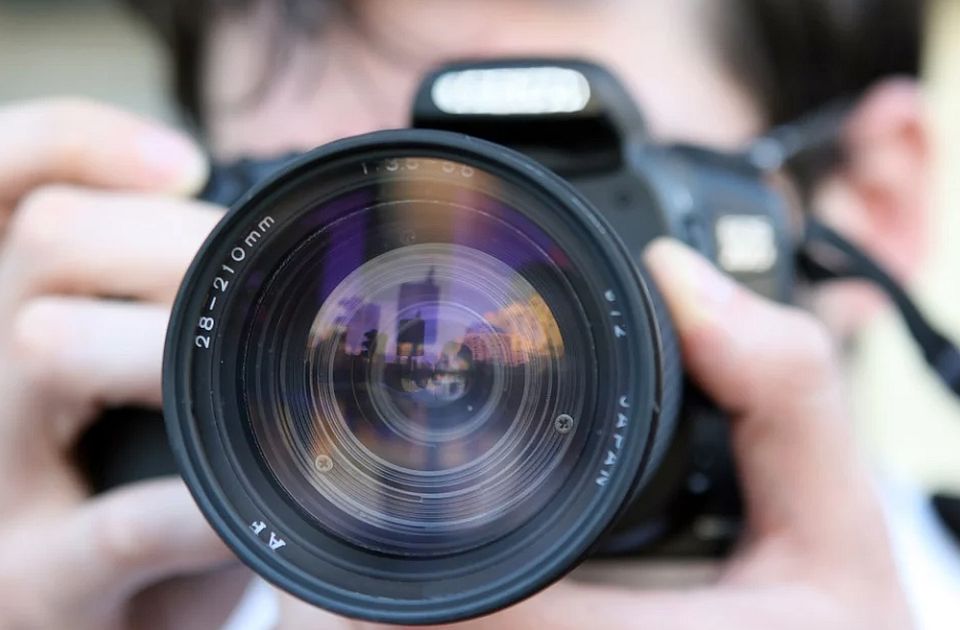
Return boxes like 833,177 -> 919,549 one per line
315,454 -> 334,473
554,414 -> 575,434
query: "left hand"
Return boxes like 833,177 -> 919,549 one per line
0,98 -> 250,630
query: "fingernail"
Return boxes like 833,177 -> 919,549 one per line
643,237 -> 737,327
136,128 -> 209,194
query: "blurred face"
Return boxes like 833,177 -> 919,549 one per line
205,0 -> 763,158
204,0 -> 932,340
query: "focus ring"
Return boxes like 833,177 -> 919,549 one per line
636,268 -> 683,488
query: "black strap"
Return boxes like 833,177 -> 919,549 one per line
933,493 -> 960,547
798,217 -> 960,397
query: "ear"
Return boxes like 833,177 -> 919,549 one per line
808,78 -> 931,337
814,77 -> 932,282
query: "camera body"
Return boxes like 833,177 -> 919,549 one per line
80,59 -> 796,622
197,60 -> 795,558
407,60 -> 797,558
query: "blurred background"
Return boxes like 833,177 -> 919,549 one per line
0,0 -> 174,121
0,0 -> 958,496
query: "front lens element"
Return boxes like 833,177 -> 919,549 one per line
241,160 -> 593,555
167,132 -> 664,624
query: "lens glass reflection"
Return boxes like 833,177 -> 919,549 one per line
241,157 -> 595,555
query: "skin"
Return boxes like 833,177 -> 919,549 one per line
0,0 -> 930,628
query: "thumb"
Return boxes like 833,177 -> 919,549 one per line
643,238 -> 881,550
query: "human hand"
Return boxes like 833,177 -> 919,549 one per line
0,98 -> 246,630
274,238 -> 913,630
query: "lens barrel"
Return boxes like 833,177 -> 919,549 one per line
164,130 -> 679,623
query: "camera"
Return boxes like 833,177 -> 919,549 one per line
79,59 -> 957,624
164,59 -> 795,623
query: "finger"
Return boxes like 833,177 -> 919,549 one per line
10,297 -> 168,444
642,238 -> 884,550
2,186 -> 222,304
57,479 -> 233,603
0,98 -> 207,216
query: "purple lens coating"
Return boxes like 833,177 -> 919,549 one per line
242,158 -> 595,555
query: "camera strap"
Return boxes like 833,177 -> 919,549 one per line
798,216 -> 960,398
746,95 -> 960,400
802,220 -> 960,543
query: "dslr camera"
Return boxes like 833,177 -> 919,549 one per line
80,59 -> 957,624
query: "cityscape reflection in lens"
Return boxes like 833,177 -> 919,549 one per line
300,244 -> 572,553
242,161 -> 596,556
311,244 -> 562,459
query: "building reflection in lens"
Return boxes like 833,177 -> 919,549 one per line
246,167 -> 593,555
303,244 -> 569,536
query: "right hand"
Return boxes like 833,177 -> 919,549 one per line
0,98 -> 246,630
275,240 -> 915,630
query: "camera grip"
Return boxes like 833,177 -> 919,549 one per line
75,407 -> 175,491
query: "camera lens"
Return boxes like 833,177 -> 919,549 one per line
248,198 -> 592,557
165,130 -> 679,623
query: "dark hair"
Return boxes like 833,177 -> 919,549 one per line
725,0 -> 924,125
122,0 -> 925,131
